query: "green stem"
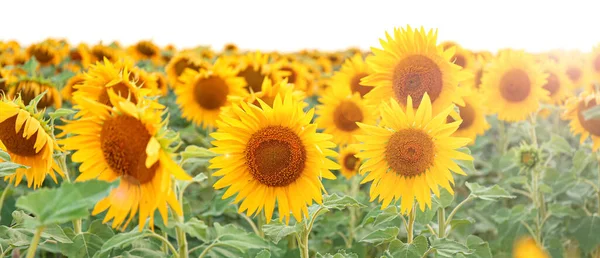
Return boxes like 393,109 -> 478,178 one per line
597,152 -> 600,214
173,184 -> 188,258
445,196 -> 473,227
257,211 -> 265,238
421,248 -> 435,258
73,219 -> 82,234
147,232 -> 178,257
298,207 -> 327,258
162,231 -> 169,255
438,208 -> 446,238
241,214 -> 261,237
26,226 -> 45,258
498,120 -> 507,154
197,242 -> 219,258
1,246 -> 12,258
301,230 -> 310,258
0,184 -> 11,217
407,206 -> 416,244
529,113 -> 538,147
348,177 -> 360,247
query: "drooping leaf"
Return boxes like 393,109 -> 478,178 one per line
87,220 -> 115,241
0,161 -> 28,177
385,237 -> 427,258
0,149 -> 11,161
360,226 -> 399,245
432,188 -> 454,208
48,108 -> 76,120
213,223 -> 270,251
263,220 -> 302,244
181,145 -> 216,160
182,218 -> 209,242
97,230 -> 147,257
465,182 -> 514,201
464,235 -> 492,258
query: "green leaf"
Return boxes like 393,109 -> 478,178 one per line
213,223 -> 270,251
464,235 -> 492,258
546,134 -> 572,155
360,206 -> 398,227
255,249 -> 271,258
386,239 -> 425,258
61,232 -> 104,258
49,108 -> 76,120
15,180 -> 115,226
571,150 -> 593,175
181,145 -> 216,160
179,173 -> 208,191
263,220 -> 302,244
571,215 -> 600,254
322,194 -> 365,210
450,218 -> 475,230
465,182 -> 514,201
433,188 -> 454,208
42,224 -> 73,244
582,104 -> 600,120
547,204 -> 579,218
360,226 -> 399,245
412,235 -> 429,254
456,147 -> 476,174
22,57 -> 39,74
416,204 -> 438,225
98,230 -> 146,257
0,161 -> 28,177
315,250 -> 359,258
539,183 -> 552,194
0,149 -> 10,161
430,237 -> 472,257
505,176 -> 528,186
183,218 -> 208,242
87,220 -> 115,241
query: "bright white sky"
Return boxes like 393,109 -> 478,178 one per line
3,0 -> 599,53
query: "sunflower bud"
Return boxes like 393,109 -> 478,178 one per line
517,144 -> 541,170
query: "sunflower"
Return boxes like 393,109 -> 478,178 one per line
165,50 -> 209,87
9,77 -> 62,109
153,72 -> 169,96
26,42 -> 62,66
209,92 -> 339,223
58,92 -> 191,230
513,237 -> 549,258
128,66 -> 161,96
236,51 -> 287,94
354,93 -> 472,214
362,26 -> 469,114
481,50 -> 549,122
128,40 -> 161,63
73,58 -> 150,108
451,45 -> 475,70
446,91 -> 490,143
271,60 -> 314,95
89,44 -> 120,63
463,55 -> 487,90
69,43 -> 92,68
562,51 -> 589,89
338,146 -> 361,179
0,97 -> 63,188
244,77 -> 306,109
563,91 -> 600,151
440,41 -> 458,51
315,86 -> 376,146
590,44 -> 600,84
330,53 -> 375,98
223,43 -> 239,53
0,68 -> 13,95
539,61 -> 572,105
175,59 -> 247,128
61,73 -> 87,102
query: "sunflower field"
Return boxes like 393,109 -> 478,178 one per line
1,26 -> 600,258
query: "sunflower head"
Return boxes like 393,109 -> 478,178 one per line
61,73 -> 87,102
354,93 -> 472,214
539,61 -> 573,105
26,42 -> 62,66
165,50 -> 210,87
236,51 -> 285,94
563,91 -> 600,151
210,92 -> 339,223
481,50 -> 549,122
223,43 -> 239,53
271,60 -> 314,95
89,44 -> 120,63
451,45 -> 475,70
1,96 -> 63,188
69,43 -> 92,68
128,66 -> 161,95
591,44 -> 600,84
339,146 -> 361,179
516,144 -> 541,170
562,51 -> 589,88
59,91 -> 191,230
128,40 -> 161,63
513,237 -> 549,258
362,26 -> 470,114
446,90 -> 490,144
9,76 -> 62,109
330,53 -> 374,98
0,68 -> 15,95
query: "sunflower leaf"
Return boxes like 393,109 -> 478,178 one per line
15,180 -> 116,226
0,161 -> 28,177
255,249 -> 271,258
430,237 -> 473,257
181,145 -> 216,160
262,220 -> 302,244
582,105 -> 600,121
465,182 -> 514,201
360,226 -> 399,245
455,147 -> 476,174
315,249 -> 359,258
59,232 -> 104,258
322,194 -> 365,210
571,215 -> 600,254
0,149 -> 11,161
48,108 -> 76,120
385,236 -> 428,258
546,134 -> 572,155
96,230 -> 147,258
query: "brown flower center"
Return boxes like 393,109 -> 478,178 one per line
0,115 -> 40,156
193,76 -> 229,110
350,72 -> 373,97
385,128 -> 435,177
16,82 -> 55,109
474,69 -> 483,89
92,49 -> 113,62
136,42 -> 157,57
447,103 -> 476,130
281,67 -> 297,83
239,67 -> 265,93
392,55 -> 443,107
245,126 -> 306,187
577,99 -> 600,136
97,82 -> 137,107
566,67 -> 581,82
100,115 -> 157,184
32,48 -> 53,64
454,54 -> 466,68
343,153 -> 360,171
543,72 -> 560,96
173,58 -> 203,78
333,100 -> 363,132
499,69 -> 531,102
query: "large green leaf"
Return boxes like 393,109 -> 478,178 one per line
96,230 -> 147,258
213,223 -> 270,251
322,194 -> 365,210
255,249 -> 271,258
572,215 -> 600,254
430,237 -> 472,257
464,235 -> 492,258
263,220 -> 302,244
546,134 -> 572,155
465,182 -> 514,201
182,218 -> 209,242
385,236 -> 428,258
61,232 -> 105,258
0,161 -> 28,177
360,227 -> 399,245
15,180 -> 116,226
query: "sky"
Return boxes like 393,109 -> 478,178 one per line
2,0 -> 599,53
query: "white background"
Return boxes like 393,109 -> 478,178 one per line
2,0 -> 599,53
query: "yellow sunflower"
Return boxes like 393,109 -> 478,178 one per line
362,26 -> 469,114
175,59 -> 247,128
271,60 -> 314,95
128,40 -> 162,63
513,237 -> 549,258
338,146 -> 361,179
9,77 -> 62,109
590,44 -> 600,84
451,45 -> 475,70
563,91 -> 600,151
61,73 -> 86,102
354,93 -> 472,214
153,72 -> 169,96
0,68 -> 13,95
562,51 -> 589,89
481,50 -> 549,122
26,42 -> 62,66
209,92 -> 339,223
462,55 -> 487,90
315,86 -> 376,146
446,91 -> 490,144
330,53 -> 375,98
246,77 -> 306,109
69,43 -> 92,68
128,66 -> 161,96
223,43 -> 239,53
540,61 -> 573,105
165,50 -> 209,87
0,97 -> 63,188
236,51 -> 286,94
58,92 -> 191,230
89,44 -> 120,64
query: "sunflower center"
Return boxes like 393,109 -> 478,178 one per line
70,50 -> 82,61
0,74 -> 6,93
246,126 -> 306,187
0,115 -> 39,157
499,69 -> 531,102
193,76 -> 229,110
17,82 -> 55,109
97,82 -> 137,107
385,128 -> 435,177
474,69 -> 483,89
577,99 -> 600,136
543,73 -> 560,96
92,49 -> 112,62
392,55 -> 443,107
595,55 -> 600,72
33,49 -> 53,63
136,43 -> 157,57
333,100 -> 363,132
100,115 -> 157,184
454,55 -> 466,68
281,67 -> 298,83
239,67 -> 265,93
566,67 -> 581,82
343,153 -> 359,171
350,72 -> 373,97
447,102 -> 476,130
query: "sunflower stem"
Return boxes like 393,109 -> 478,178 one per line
174,185 -> 188,258
498,120 -> 507,154
437,207 -> 446,238
407,205 -> 416,244
445,195 -> 473,229
73,219 -> 82,234
348,176 -> 360,247
596,151 -> 600,214
0,184 -> 11,218
257,211 -> 265,238
26,226 -> 45,258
